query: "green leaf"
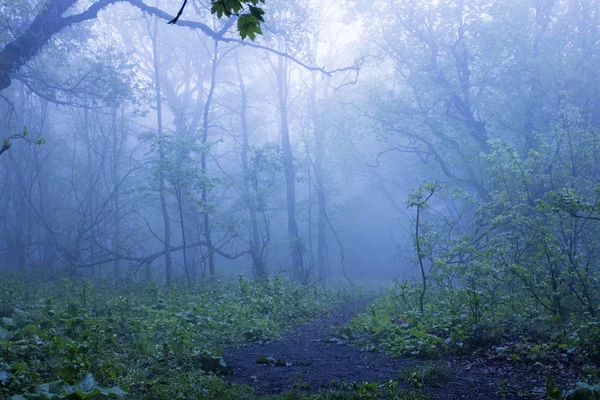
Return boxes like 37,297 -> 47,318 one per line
211,1 -> 225,18
237,14 -> 262,40
249,5 -> 265,22
256,355 -> 276,365
545,374 -> 562,400
102,386 -> 128,397
566,382 -> 600,400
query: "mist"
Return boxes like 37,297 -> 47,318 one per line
1,0 -> 599,398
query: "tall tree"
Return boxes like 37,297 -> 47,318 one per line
148,14 -> 174,285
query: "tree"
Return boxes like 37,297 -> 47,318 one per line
0,0 -> 265,94
407,182 -> 439,315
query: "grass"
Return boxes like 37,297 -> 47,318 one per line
261,381 -> 432,400
399,363 -> 454,388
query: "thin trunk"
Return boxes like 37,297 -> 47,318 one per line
235,54 -> 266,280
110,107 -> 122,281
305,140 -> 315,273
310,70 -> 327,281
15,190 -> 26,271
84,107 -> 99,279
14,83 -> 27,272
176,188 -> 191,288
324,211 -> 352,286
151,16 -> 172,285
416,205 -> 426,315
202,42 -> 218,276
277,53 -> 304,282
0,155 -> 13,268
36,152 -> 53,273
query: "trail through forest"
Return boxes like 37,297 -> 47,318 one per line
223,301 -> 563,399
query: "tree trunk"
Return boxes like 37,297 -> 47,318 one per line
176,187 -> 191,288
201,42 -> 219,276
235,54 -> 266,280
13,83 -> 27,272
310,70 -> 328,281
150,17 -> 172,285
276,53 -> 304,282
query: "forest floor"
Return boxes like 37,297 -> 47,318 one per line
223,300 -> 575,399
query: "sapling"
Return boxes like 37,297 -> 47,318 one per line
407,182 -> 440,316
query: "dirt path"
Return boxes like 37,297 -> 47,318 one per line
222,301 -> 553,399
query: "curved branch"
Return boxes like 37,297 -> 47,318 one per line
0,0 -> 359,94
83,239 -> 250,270
124,0 -> 219,37
125,0 -> 358,76
167,0 -> 189,24
0,0 -> 119,92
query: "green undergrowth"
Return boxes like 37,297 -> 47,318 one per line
399,363 -> 453,389
261,381 -> 431,400
348,281 -> 600,395
350,281 -> 600,362
0,275 -> 358,399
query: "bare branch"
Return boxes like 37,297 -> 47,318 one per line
167,0 -> 189,24
0,0 -> 119,92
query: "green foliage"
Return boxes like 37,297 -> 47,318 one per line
170,0 -> 266,40
566,382 -> 600,400
237,14 -> 263,40
350,109 -> 600,370
0,277 -> 347,399
2,137 -> 11,152
399,364 -> 453,389
544,377 -> 600,400
546,374 -> 563,400
348,279 -> 600,368
210,0 -> 265,40
262,381 -> 431,399
348,288 -> 449,358
406,183 -> 439,210
9,374 -> 126,399
0,127 -> 43,157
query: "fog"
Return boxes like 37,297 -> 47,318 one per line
1,0 -> 599,290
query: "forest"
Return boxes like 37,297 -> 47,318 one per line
0,0 -> 599,399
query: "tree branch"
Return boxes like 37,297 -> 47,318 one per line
125,0 -> 357,76
0,0 -> 119,92
167,0 -> 189,24
0,0 -> 359,94
83,237 -> 250,270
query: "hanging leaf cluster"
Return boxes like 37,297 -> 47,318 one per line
169,0 -> 266,41
212,0 -> 265,40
